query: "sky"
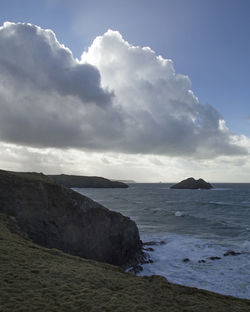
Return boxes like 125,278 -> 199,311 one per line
0,0 -> 249,182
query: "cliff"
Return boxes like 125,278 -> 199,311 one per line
171,177 -> 213,189
1,213 -> 250,311
0,169 -> 142,268
48,174 -> 129,188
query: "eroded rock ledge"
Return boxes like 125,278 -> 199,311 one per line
0,169 -> 143,268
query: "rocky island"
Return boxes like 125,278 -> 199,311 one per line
48,174 -> 129,188
171,177 -> 213,189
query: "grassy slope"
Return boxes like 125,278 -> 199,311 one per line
0,169 -> 56,184
1,214 -> 250,312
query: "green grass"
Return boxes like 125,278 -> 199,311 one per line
0,169 -> 57,186
0,169 -> 56,184
0,213 -> 250,312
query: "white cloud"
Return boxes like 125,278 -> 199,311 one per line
0,22 -> 248,166
81,29 -> 248,158
1,142 -> 250,182
0,22 -> 117,148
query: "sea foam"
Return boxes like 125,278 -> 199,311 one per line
140,232 -> 250,299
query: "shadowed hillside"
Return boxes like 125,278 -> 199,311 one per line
48,174 -> 129,188
0,169 -> 141,268
1,214 -> 250,311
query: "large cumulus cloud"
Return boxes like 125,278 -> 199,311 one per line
0,22 -> 122,148
0,22 -> 247,158
82,30 -> 247,157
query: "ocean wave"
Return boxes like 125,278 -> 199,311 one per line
174,211 -> 183,217
241,240 -> 250,251
242,201 -> 250,205
208,201 -> 250,209
211,187 -> 232,191
209,201 -> 233,205
75,184 -> 250,299
140,232 -> 250,299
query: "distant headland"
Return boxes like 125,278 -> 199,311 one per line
48,174 -> 129,188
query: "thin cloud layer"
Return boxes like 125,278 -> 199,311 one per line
0,22 -> 247,158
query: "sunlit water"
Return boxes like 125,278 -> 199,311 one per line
75,183 -> 250,299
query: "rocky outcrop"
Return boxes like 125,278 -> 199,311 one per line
48,174 -> 129,188
1,214 -> 250,312
0,169 -> 143,268
171,177 -> 213,189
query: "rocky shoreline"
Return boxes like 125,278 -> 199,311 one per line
1,214 -> 250,311
0,169 -> 250,311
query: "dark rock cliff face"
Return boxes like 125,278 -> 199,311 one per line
0,170 -> 143,268
48,174 -> 129,188
171,177 -> 213,189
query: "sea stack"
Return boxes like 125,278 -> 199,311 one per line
170,177 -> 213,189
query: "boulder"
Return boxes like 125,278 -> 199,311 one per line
0,169 -> 143,268
224,250 -> 241,257
209,256 -> 221,261
171,177 -> 213,189
48,174 -> 129,188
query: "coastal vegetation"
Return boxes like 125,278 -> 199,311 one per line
48,174 -> 129,188
1,214 -> 250,311
0,169 -> 141,267
0,169 -> 249,311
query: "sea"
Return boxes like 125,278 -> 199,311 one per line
74,183 -> 250,300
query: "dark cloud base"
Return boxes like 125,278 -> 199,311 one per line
0,22 -> 247,159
